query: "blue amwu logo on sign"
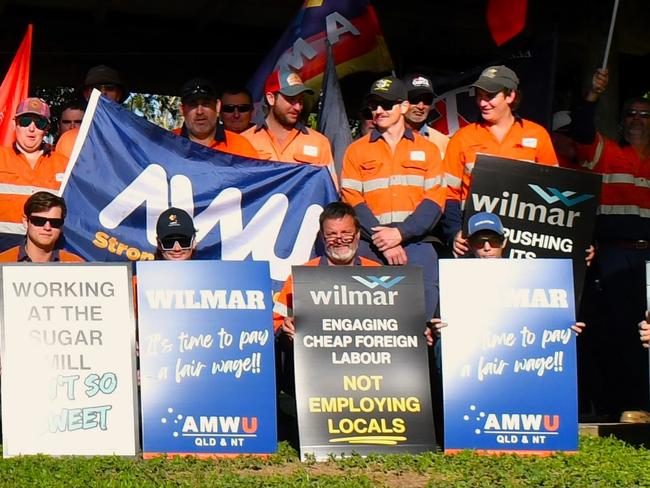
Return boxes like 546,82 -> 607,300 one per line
528,185 -> 594,207
351,276 -> 405,289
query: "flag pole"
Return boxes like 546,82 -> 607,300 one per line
601,0 -> 619,68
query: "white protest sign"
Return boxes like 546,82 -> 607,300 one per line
0,263 -> 139,457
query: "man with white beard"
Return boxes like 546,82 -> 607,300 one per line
273,201 -> 380,338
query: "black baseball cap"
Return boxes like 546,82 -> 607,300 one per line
180,78 -> 218,103
403,74 -> 434,97
471,65 -> 519,93
368,76 -> 407,102
156,208 -> 196,240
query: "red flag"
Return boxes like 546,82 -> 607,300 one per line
487,0 -> 527,46
0,25 -> 32,146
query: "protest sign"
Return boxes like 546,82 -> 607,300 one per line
464,156 -> 601,300
137,260 -> 276,457
440,259 -> 578,454
292,266 -> 435,461
0,263 -> 138,457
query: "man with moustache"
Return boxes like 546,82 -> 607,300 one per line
272,202 -> 378,442
341,76 -> 446,319
273,201 -> 379,337
243,67 -> 336,183
403,73 -> 449,158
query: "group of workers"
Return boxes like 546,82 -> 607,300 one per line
0,57 -> 649,429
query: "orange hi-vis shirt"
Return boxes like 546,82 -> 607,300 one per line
0,243 -> 84,262
272,255 -> 380,333
574,133 -> 650,240
172,123 -> 258,158
341,128 -> 446,237
55,127 -> 78,159
0,145 -> 69,234
444,118 -> 558,205
242,121 -> 337,182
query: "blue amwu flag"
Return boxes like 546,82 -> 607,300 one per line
60,91 -> 338,284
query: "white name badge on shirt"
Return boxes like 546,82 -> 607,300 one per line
410,150 -> 425,161
522,137 -> 538,148
303,145 -> 319,157
55,172 -> 65,182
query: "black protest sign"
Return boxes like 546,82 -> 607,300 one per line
292,265 -> 435,461
465,156 -> 601,300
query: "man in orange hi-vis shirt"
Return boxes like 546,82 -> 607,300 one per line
0,98 -> 68,244
341,76 -> 446,319
443,65 -> 558,257
172,78 -> 257,158
242,67 -> 336,185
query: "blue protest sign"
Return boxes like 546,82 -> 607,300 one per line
440,259 -> 578,453
59,91 -> 337,287
137,260 -> 276,456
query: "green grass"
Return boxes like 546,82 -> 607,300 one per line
0,436 -> 648,487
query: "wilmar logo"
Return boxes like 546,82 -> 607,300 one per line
463,404 -> 560,447
528,185 -> 594,207
351,275 -> 405,289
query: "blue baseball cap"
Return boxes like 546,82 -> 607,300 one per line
467,212 -> 504,237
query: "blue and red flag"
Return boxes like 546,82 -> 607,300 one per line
60,91 -> 338,286
248,0 -> 393,102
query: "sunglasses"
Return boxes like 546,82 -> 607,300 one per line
367,99 -> 401,111
469,235 -> 504,249
28,216 -> 64,229
159,235 -> 194,251
324,233 -> 356,244
625,109 -> 650,119
221,104 -> 252,113
16,116 -> 49,130
408,94 -> 434,105
61,119 -> 83,125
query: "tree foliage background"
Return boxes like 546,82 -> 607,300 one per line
34,86 -> 183,141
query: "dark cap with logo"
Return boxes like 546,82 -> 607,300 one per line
264,67 -> 314,97
180,78 -> 218,103
403,74 -> 434,96
471,65 -> 519,93
467,212 -> 504,237
156,208 -> 197,240
368,76 -> 407,102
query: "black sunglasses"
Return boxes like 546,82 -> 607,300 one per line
408,94 -> 434,105
625,109 -> 650,119
469,235 -> 504,249
367,99 -> 401,111
17,116 -> 49,130
221,104 -> 252,113
61,119 -> 83,125
28,216 -> 64,229
159,235 -> 194,251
